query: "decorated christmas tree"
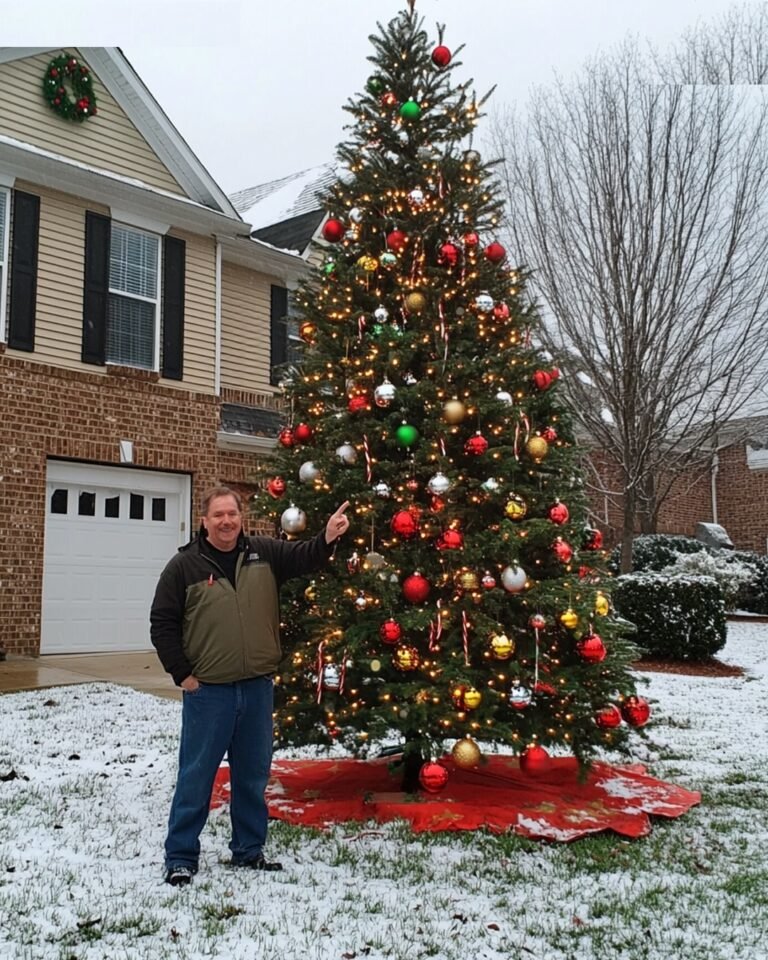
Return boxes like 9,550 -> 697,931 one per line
252,4 -> 647,792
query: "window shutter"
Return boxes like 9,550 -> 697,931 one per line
270,284 -> 289,384
162,235 -> 185,380
8,190 -> 40,352
82,211 -> 110,365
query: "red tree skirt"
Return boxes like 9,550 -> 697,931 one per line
211,754 -> 700,841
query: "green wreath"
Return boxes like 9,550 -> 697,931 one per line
42,53 -> 97,122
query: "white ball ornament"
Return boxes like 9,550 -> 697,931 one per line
481,477 -> 501,493
475,292 -> 494,313
501,564 -> 527,593
373,481 -> 392,498
427,472 -> 452,495
508,685 -> 533,709
495,390 -> 513,405
374,378 -> 397,408
408,187 -> 426,206
374,304 -> 389,323
349,207 -> 364,223
322,664 -> 341,691
336,443 -> 358,465
298,461 -> 320,484
281,504 -> 307,535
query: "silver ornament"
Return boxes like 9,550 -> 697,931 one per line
349,207 -> 364,223
403,371 -> 418,385
280,504 -> 307,535
427,472 -> 452,495
508,684 -> 533,709
475,292 -> 494,313
408,187 -> 425,206
364,551 -> 386,570
501,564 -> 527,593
380,252 -> 398,268
354,591 -> 368,609
322,664 -> 341,691
373,481 -> 391,498
374,304 -> 389,323
336,443 -> 358,465
298,461 -> 320,483
374,378 -> 397,408
495,390 -> 513,405
481,477 -> 501,493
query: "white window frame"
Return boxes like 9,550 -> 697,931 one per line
106,221 -> 162,371
0,185 -> 11,344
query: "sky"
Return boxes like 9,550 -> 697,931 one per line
1,0 -> 747,193
1,619 -> 766,957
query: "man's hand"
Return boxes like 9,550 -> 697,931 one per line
325,501 -> 351,544
180,675 -> 200,692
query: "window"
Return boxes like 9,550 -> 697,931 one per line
78,491 -> 96,516
129,493 -> 144,520
106,224 -> 160,369
50,489 -> 68,515
151,497 -> 166,522
104,495 -> 120,518
0,187 -> 9,340
286,297 -> 303,365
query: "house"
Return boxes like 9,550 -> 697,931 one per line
0,48 -> 308,659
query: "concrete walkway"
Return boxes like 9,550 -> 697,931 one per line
0,651 -> 180,700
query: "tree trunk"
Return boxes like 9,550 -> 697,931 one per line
620,487 -> 636,573
398,734 -> 425,793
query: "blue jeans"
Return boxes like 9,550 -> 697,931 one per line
164,676 -> 274,871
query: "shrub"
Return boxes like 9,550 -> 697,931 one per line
609,534 -> 705,573
612,573 -> 726,660
660,550 -> 755,610
726,551 -> 768,615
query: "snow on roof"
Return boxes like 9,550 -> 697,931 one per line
230,162 -> 338,231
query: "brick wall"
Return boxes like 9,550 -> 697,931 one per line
0,352 -> 264,656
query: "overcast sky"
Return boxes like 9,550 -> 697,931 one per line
2,0 -> 746,195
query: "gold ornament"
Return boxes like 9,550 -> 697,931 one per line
490,632 -> 514,660
299,320 -> 318,343
451,737 -> 482,769
356,254 -> 378,273
304,582 -> 317,602
443,399 -> 467,424
504,494 -> 528,521
462,687 -> 482,710
595,592 -> 610,616
560,608 -> 579,629
393,644 -> 420,671
405,291 -> 427,313
526,436 -> 549,463
456,569 -> 479,591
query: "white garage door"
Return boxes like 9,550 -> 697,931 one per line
41,461 -> 191,654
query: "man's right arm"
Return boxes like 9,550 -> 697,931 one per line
150,560 -> 194,686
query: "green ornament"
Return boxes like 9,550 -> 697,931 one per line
396,423 -> 419,447
400,99 -> 422,121
366,75 -> 385,95
380,251 -> 398,269
322,260 -> 337,277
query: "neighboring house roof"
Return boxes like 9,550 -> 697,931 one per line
230,162 -> 337,255
220,403 -> 284,438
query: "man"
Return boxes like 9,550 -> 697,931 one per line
150,486 -> 350,886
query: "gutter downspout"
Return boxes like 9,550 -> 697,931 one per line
710,451 -> 719,525
214,239 -> 222,396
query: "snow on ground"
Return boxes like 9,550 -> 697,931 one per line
0,622 -> 767,959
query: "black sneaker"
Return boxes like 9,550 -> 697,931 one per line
165,865 -> 194,886
233,854 -> 283,872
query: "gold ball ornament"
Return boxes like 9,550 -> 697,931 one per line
504,494 -> 528,521
392,644 -> 420,671
356,254 -> 379,273
490,632 -> 515,660
405,291 -> 427,313
462,687 -> 482,710
456,569 -> 479,591
451,737 -> 482,769
595,592 -> 610,616
526,436 -> 550,463
560,608 -> 579,629
304,582 -> 317,602
443,399 -> 467,424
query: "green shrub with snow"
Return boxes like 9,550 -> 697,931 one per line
609,534 -> 705,573
612,573 -> 726,660
660,549 -> 755,610
726,551 -> 768,614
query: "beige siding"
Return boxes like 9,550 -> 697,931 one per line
6,183 -> 215,392
0,51 -> 184,195
220,262 -> 274,394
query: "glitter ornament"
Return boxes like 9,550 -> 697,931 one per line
451,737 -> 481,769
393,643 -> 421,670
391,510 -> 419,539
405,291 -> 426,312
526,436 -> 549,462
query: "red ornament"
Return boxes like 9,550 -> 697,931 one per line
379,619 -> 402,644
438,242 -> 460,267
267,477 -> 286,499
548,501 -> 570,525
386,230 -> 408,253
50,67 -> 59,78
322,218 -> 345,243
596,705 -> 622,729
493,302 -> 510,321
529,613 -> 547,631
293,422 -> 314,444
463,231 -> 480,248
550,367 -> 560,381
481,572 -> 497,590
583,527 -> 604,551
431,45 -> 452,68
418,761 -> 449,793
484,242 -> 506,264
406,478 -> 420,492
553,538 -> 574,563
533,681 -> 557,696
278,427 -> 295,448
532,369 -> 554,391
391,510 -> 419,540
464,432 -> 488,456
348,394 -> 370,413
380,91 -> 398,108
430,495 -> 446,513
436,528 -> 463,551
576,632 -> 607,663
519,744 -> 552,777
542,426 -> 558,443
403,572 -> 431,604
621,696 -> 651,727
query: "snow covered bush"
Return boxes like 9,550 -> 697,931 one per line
660,549 -> 755,610
612,573 -> 726,660
726,551 -> 768,615
609,534 -> 704,573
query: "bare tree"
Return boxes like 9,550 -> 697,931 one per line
490,35 -> 768,572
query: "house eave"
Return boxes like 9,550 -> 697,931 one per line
216,431 -> 278,455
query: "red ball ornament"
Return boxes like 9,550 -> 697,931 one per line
418,761 -> 449,793
278,427 -> 295,448
533,369 -> 554,391
553,538 -> 574,563
548,501 -> 570,525
322,218 -> 345,243
550,367 -> 560,381
386,230 -> 408,253
431,45 -> 452,68
481,572 -> 497,590
583,527 -> 604,551
542,426 -> 558,443
576,632 -> 607,663
406,477 -> 420,492
348,394 -> 370,413
529,613 -> 547,631
596,705 -> 622,729
430,495 -> 446,513
391,510 -> 419,540
493,302 -> 510,321
267,476 -> 286,499
293,422 -> 314,444
519,744 -> 552,777
534,680 -> 557,696
380,91 -> 398,108
621,696 -> 651,727
464,432 -> 488,456
403,572 -> 431,604
436,529 -> 463,551
379,619 -> 402,644
484,242 -> 506,264
438,242 -> 460,267
463,231 -> 480,248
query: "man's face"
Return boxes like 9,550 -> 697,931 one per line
202,495 -> 243,551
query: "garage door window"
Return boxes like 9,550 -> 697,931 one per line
105,495 -> 120,518
152,497 -> 166,521
130,493 -> 144,520
78,491 -> 96,516
50,489 -> 68,514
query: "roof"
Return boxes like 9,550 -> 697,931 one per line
251,209 -> 326,255
220,403 -> 285,438
229,163 -> 336,230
